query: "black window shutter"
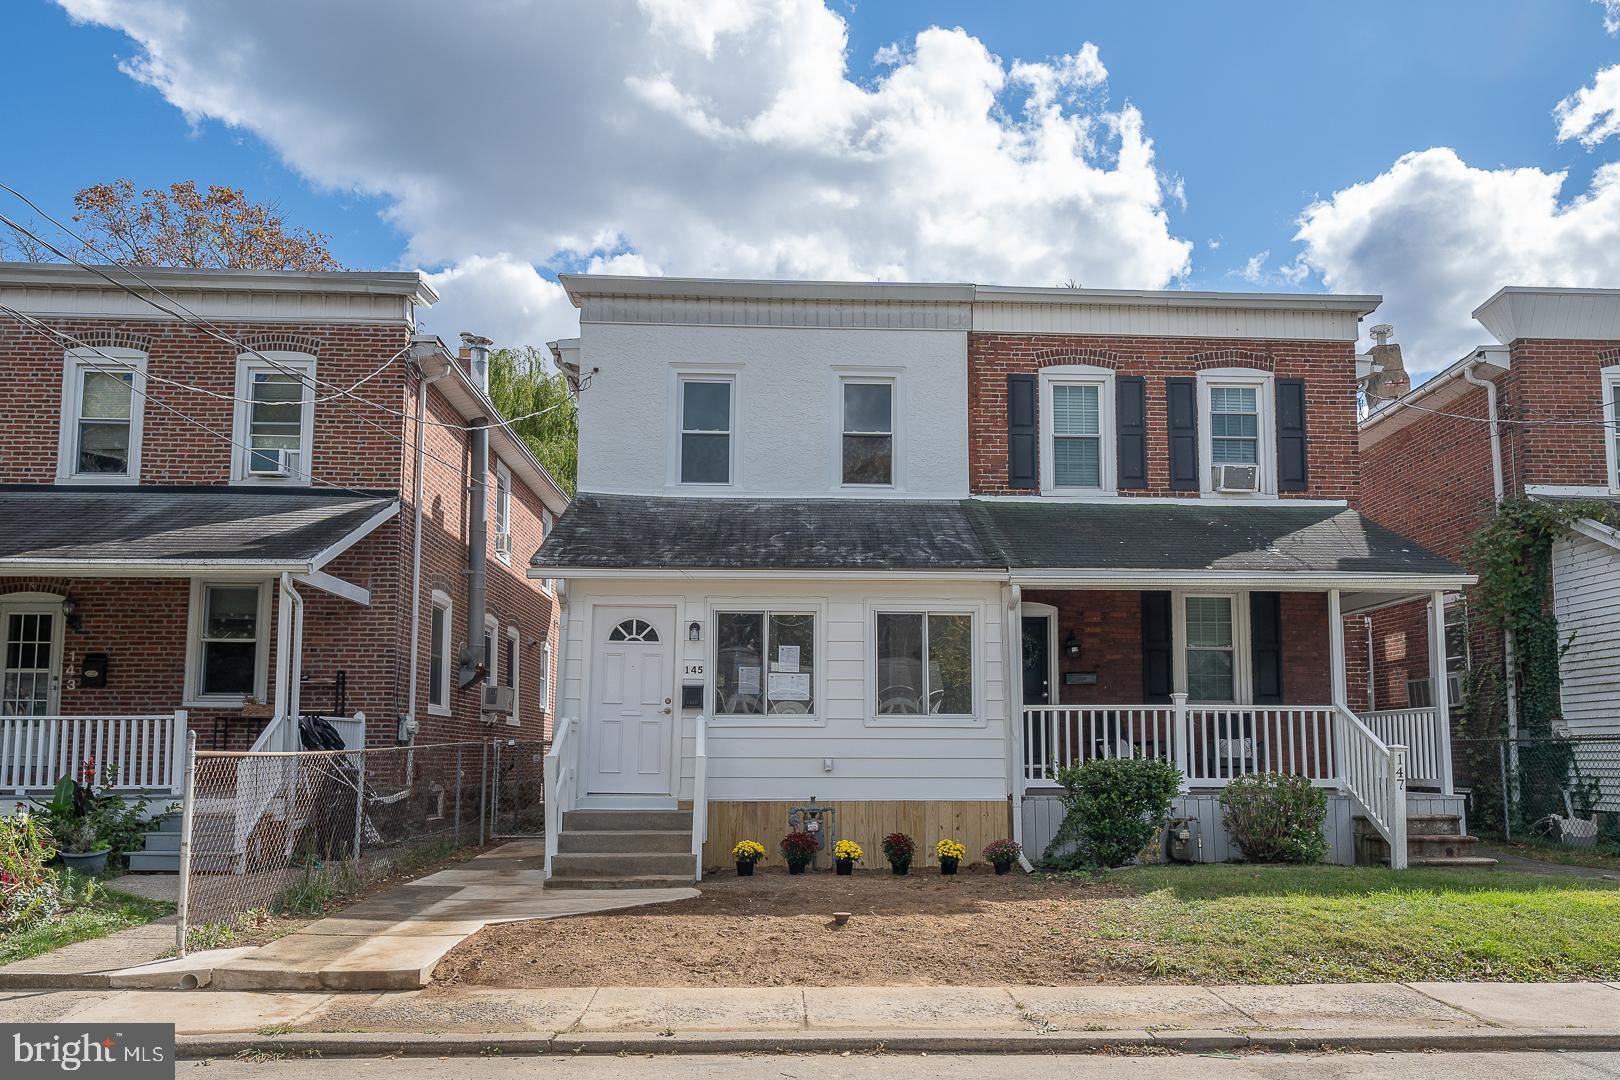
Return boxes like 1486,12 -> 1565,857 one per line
1166,377 -> 1199,491
1276,378 -> 1308,492
1007,374 -> 1038,489
1116,375 -> 1147,490
1250,591 -> 1284,705
1142,591 -> 1174,703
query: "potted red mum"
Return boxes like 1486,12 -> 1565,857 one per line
983,838 -> 1021,875
882,832 -> 915,875
781,830 -> 819,874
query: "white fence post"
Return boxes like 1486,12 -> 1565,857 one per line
175,729 -> 197,957
1388,743 -> 1409,870
168,711 -> 189,795
1171,693 -> 1190,790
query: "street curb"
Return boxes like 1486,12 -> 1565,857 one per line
174,1027 -> 1620,1059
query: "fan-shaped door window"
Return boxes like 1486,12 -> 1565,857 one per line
608,618 -> 659,643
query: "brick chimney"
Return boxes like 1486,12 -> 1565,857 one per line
1365,323 -> 1410,403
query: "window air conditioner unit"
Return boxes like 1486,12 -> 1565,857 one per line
494,532 -> 513,559
249,448 -> 296,477
481,684 -> 514,714
1214,463 -> 1260,493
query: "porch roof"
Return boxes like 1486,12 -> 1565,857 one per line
0,486 -> 398,574
970,501 -> 1464,578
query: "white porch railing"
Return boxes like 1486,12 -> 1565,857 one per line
0,712 -> 188,794
1363,708 -> 1447,791
1335,706 -> 1409,869
543,716 -> 579,878
1021,706 -> 1176,784
691,714 -> 708,882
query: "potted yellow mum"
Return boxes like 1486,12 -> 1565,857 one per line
833,839 -> 862,876
936,838 -> 966,875
732,839 -> 765,876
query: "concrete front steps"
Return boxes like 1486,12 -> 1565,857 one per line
125,813 -> 181,873
1355,812 -> 1499,869
549,809 -> 696,890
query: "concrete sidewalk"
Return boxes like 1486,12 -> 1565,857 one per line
4,981 -> 1620,1056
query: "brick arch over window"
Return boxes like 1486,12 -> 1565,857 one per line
71,329 -> 152,354
239,333 -> 323,358
1032,347 -> 1122,369
0,578 -> 74,598
1191,348 -> 1274,372
1599,347 -> 1620,364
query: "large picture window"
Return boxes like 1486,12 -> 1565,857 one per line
714,611 -> 815,716
679,377 -> 732,484
874,611 -> 973,717
1184,595 -> 1236,703
841,380 -> 893,486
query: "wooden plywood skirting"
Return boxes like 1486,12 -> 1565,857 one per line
703,800 -> 1013,871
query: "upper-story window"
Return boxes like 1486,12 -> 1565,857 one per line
1040,367 -> 1115,494
1604,367 -> 1620,491
57,348 -> 147,484
494,460 -> 513,563
678,376 -> 733,485
233,352 -> 315,484
1197,370 -> 1274,496
841,379 -> 894,486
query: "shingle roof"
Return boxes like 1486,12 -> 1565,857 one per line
967,501 -> 1463,575
531,494 -> 994,571
533,493 -> 1465,578
0,487 -> 397,569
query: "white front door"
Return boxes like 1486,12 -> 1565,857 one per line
1,602 -> 62,716
587,606 -> 675,796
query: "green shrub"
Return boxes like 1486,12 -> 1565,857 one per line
1,812 -> 63,931
1219,773 -> 1329,864
1044,757 -> 1182,869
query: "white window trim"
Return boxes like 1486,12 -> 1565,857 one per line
505,624 -> 522,727
483,613 -> 500,689
494,459 -> 513,564
1602,365 -> 1620,494
56,347 -> 148,485
708,603 -> 826,727
428,590 -> 453,717
183,579 -> 272,709
1197,369 -> 1276,498
1173,590 -> 1251,705
1039,365 -> 1117,495
668,368 -> 740,489
232,351 -> 316,485
865,601 -> 983,728
538,639 -> 552,716
832,370 -> 903,492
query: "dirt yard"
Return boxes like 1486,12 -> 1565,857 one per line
435,867 -> 1135,987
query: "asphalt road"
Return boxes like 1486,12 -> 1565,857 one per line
188,1051 -> 1620,1080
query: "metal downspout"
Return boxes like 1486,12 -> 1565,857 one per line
1462,361 -> 1515,738
460,335 -> 493,689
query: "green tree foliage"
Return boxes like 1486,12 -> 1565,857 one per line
487,346 -> 577,496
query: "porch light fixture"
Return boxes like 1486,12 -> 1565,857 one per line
688,620 -> 702,642
62,597 -> 82,632
1064,630 -> 1080,660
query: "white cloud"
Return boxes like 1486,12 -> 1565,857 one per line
419,255 -> 575,350
57,0 -> 1191,348
1294,147 -> 1620,367
1237,250 -> 1269,284
1599,0 -> 1620,34
1556,64 -> 1620,146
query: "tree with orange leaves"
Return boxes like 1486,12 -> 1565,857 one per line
69,179 -> 342,271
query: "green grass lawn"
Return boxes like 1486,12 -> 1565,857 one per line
0,880 -> 174,967
1088,863 -> 1620,983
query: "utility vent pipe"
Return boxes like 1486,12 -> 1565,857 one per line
460,332 -> 493,688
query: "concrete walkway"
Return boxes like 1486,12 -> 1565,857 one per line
207,840 -> 695,991
1478,845 -> 1620,881
4,981 -> 1620,1056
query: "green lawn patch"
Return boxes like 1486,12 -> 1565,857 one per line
1089,863 -> 1620,983
0,880 -> 173,967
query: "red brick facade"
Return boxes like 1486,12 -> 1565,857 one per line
968,334 -> 1362,501
0,311 -> 561,751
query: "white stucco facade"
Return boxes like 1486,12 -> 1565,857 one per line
575,322 -> 970,499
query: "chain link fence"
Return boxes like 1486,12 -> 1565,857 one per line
176,736 -> 543,954
1454,734 -> 1620,851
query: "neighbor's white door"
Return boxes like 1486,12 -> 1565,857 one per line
587,607 -> 675,795
1,602 -> 62,716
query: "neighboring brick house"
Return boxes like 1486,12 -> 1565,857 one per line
533,276 -> 1470,882
1358,287 -> 1620,751
0,263 -> 567,813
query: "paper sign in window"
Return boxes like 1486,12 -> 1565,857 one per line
768,672 -> 810,701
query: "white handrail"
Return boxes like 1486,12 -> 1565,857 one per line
0,712 -> 187,794
691,714 -> 708,882
1337,705 -> 1408,868
543,716 -> 579,879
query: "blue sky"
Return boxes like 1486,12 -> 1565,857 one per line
5,1 -> 1619,372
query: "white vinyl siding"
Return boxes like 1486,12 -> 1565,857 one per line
1552,531 -> 1620,735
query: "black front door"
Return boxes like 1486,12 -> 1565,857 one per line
1022,615 -> 1051,707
